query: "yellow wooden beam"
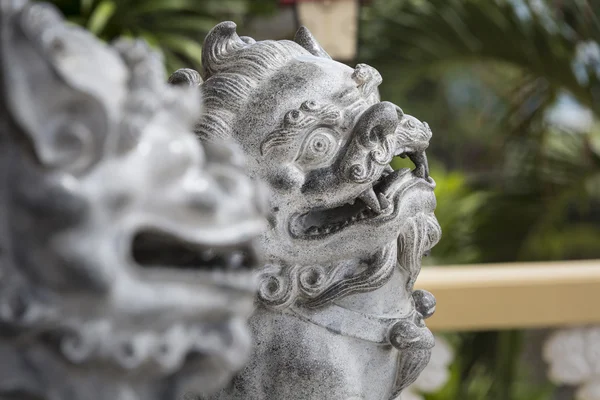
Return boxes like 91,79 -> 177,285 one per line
414,260 -> 600,332
296,0 -> 359,61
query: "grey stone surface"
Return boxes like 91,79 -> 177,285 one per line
189,21 -> 442,400
0,3 -> 266,400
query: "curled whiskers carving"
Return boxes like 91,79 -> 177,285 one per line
371,135 -> 397,165
303,245 -> 396,309
347,136 -> 395,183
257,263 -> 301,309
256,246 -> 396,310
399,213 -> 442,292
297,262 -> 347,298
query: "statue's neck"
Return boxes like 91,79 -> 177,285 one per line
260,243 -> 409,312
332,265 -> 412,317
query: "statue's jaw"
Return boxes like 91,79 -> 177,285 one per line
289,167 -> 435,242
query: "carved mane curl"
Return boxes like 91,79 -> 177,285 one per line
198,22 -> 316,142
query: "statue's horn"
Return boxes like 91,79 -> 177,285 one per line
168,68 -> 202,87
294,26 -> 331,59
202,21 -> 249,80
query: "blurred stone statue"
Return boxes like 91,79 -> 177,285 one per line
0,2 -> 267,399
185,21 -> 442,400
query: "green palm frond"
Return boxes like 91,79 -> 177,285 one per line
49,0 -> 276,74
362,0 -> 600,115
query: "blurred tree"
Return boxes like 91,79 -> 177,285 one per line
48,0 -> 277,73
361,1 -> 600,399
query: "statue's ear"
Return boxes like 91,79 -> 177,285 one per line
201,21 -> 249,80
294,26 -> 331,59
0,2 -> 123,174
168,68 -> 203,87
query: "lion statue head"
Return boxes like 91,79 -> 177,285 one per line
184,22 -> 441,399
194,22 -> 440,309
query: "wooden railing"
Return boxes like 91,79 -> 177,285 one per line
415,259 -> 600,332
407,259 -> 600,400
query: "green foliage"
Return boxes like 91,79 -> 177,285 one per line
425,333 -> 555,400
362,0 -> 600,112
48,0 -> 277,74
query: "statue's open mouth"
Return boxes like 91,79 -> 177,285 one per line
54,227 -> 263,377
131,230 -> 260,293
290,151 -> 434,239
58,229 -> 264,375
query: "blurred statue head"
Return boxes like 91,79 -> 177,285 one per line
196,22 -> 440,310
0,2 -> 266,399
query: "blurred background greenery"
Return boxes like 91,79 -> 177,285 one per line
363,2 -> 600,399
49,0 -> 278,72
49,0 -> 599,399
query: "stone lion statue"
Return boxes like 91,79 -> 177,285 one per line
0,3 -> 266,399
180,21 -> 442,400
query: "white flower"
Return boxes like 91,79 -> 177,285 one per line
402,336 -> 454,399
544,327 -> 600,400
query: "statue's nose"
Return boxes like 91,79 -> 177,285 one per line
351,101 -> 400,148
341,102 -> 401,183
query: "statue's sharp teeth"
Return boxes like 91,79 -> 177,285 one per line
306,226 -> 319,235
358,187 -> 381,213
201,249 -> 215,262
227,252 -> 244,269
408,151 -> 429,179
378,193 -> 390,210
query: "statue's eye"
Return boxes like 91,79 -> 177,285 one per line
296,128 -> 339,168
285,109 -> 304,126
404,118 -> 416,130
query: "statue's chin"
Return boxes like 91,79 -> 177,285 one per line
397,211 -> 441,265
